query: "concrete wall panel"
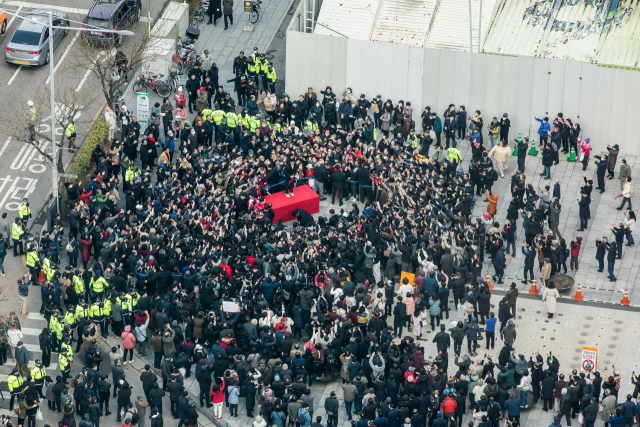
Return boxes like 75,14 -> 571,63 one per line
454,51 -> 472,109
515,55 -> 535,140
437,49 -> 456,116
499,56 -> 519,134
423,48 -> 441,113
577,63 -> 598,145
609,70 -> 629,153
592,67 -> 614,152
407,46 -> 425,112
562,61 -> 582,124
547,59 -> 565,120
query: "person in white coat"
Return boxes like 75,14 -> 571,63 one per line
105,107 -> 117,141
412,306 -> 427,339
519,370 -> 532,408
542,281 -> 560,319
7,325 -> 23,361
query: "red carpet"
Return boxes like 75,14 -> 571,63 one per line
265,185 -> 320,223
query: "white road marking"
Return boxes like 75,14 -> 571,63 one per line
26,313 -> 45,320
5,5 -> 22,30
45,32 -> 79,85
7,66 -> 21,85
0,2 -> 89,15
0,138 -> 12,160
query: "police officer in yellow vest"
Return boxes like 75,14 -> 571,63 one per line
124,164 -> 141,190
118,292 -> 132,327
226,111 -> 238,130
240,109 -> 251,126
60,337 -> 73,359
18,198 -> 30,228
65,303 -> 76,336
248,50 -> 261,87
43,257 -> 56,282
54,315 -> 65,352
27,100 -> 36,142
49,311 -> 60,350
90,297 -> 108,337
102,297 -> 112,338
7,367 -> 23,409
128,288 -> 140,313
259,54 -> 269,90
447,146 -> 462,163
250,115 -> 261,133
65,118 -> 77,150
201,108 -> 213,121
31,359 -> 46,398
59,348 -> 73,383
305,119 -> 318,133
26,243 -> 40,282
75,298 -> 91,324
266,62 -> 277,93
73,271 -> 85,299
90,271 -> 107,300
407,130 -> 419,149
12,217 -> 24,257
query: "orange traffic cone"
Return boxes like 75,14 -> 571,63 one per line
573,283 -> 584,301
486,273 -> 493,291
620,289 -> 630,305
38,269 -> 45,284
529,278 -> 539,295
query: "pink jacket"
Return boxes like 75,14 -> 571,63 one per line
174,91 -> 186,109
121,326 -> 136,350
580,139 -> 591,157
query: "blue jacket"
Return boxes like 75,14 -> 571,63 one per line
536,118 -> 550,136
485,317 -> 497,332
493,250 -> 506,270
605,242 -> 617,262
622,401 -> 635,418
433,116 -> 442,133
423,277 -> 439,296
261,280 -> 278,302
594,156 -> 608,176
505,397 -> 520,415
298,408 -> 311,426
149,387 -> 165,406
165,135 -> 175,152
522,246 -> 536,268
338,102 -> 351,119
228,385 -> 240,404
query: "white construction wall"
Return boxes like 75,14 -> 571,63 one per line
286,31 -> 640,156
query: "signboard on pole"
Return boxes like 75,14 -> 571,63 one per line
244,1 -> 252,11
581,347 -> 597,373
136,92 -> 149,129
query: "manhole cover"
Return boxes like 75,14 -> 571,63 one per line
612,336 -> 619,340
544,320 -> 549,323
583,324 -> 591,328
580,332 -> 589,336
573,356 -> 580,361
609,344 -> 616,349
606,352 -> 614,356
517,316 -> 523,320
586,316 -> 594,320
576,348 -> 583,353
571,365 -> 578,369
519,308 -> 525,312
615,320 -> 623,324
614,328 -> 622,332
550,337 -> 555,340
578,340 -> 586,345
536,311 -> 541,314
605,361 -> 612,365
542,328 -> 547,331
514,324 -> 519,328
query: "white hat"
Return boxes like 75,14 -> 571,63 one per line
178,86 -> 183,91
27,100 -> 34,107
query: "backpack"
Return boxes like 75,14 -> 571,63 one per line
66,241 -> 74,252
13,402 -> 19,414
131,411 -> 139,425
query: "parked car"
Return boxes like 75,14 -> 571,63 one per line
5,8 -> 69,66
81,0 -> 141,45
0,12 -> 7,36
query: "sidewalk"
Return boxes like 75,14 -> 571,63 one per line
123,0 -> 293,121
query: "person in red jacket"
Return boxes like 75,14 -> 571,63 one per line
569,236 -> 582,272
210,379 -> 225,419
441,395 -> 457,418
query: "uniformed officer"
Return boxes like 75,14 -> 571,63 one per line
65,118 -> 77,150
91,297 -> 107,338
11,217 -> 24,256
18,198 -> 30,228
30,359 -> 46,398
7,367 -> 23,409
26,100 -> 36,142
266,62 -> 277,93
90,271 -> 107,301
59,348 -> 73,383
259,54 -> 269,90
65,304 -> 77,340
73,270 -> 85,300
26,243 -> 40,282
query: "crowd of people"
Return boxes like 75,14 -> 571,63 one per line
7,43 -> 638,427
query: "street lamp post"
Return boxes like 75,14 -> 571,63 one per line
0,8 -> 134,214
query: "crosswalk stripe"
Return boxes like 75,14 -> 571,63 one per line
0,2 -> 89,15
26,313 -> 45,321
20,328 -> 43,336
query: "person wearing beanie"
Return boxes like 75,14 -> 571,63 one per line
559,388 -> 572,425
253,415 -> 267,427
549,416 -> 562,427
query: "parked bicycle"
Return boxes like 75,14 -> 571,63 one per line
174,36 -> 199,74
250,0 -> 262,24
133,66 -> 172,97
190,5 -> 206,28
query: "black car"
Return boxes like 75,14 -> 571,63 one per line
81,0 -> 141,45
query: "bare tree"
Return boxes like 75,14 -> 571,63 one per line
66,27 -> 167,110
0,82 -> 100,179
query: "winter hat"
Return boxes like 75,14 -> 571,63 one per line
274,374 -> 280,381
561,388 -> 568,395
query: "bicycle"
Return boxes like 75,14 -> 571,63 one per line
174,37 -> 199,74
250,0 -> 262,24
132,67 -> 172,97
190,5 -> 206,28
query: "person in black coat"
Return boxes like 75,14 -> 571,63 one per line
594,154 -> 608,192
393,296 -> 406,337
497,299 -> 512,333
196,366 -> 212,407
542,371 -> 556,411
116,382 -> 133,423
330,166 -> 346,205
521,243 -> 536,284
541,144 -> 555,179
516,138 -> 528,173
578,193 -> 591,231
314,161 -> 330,200
292,208 -> 315,228
207,0 -> 223,25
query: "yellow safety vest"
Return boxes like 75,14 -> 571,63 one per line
90,277 -> 106,293
11,223 -> 23,240
118,297 -> 132,313
128,293 -> 140,308
260,61 -> 268,73
267,67 -> 277,83
73,276 -> 84,294
305,120 -> 318,132
18,203 -> 30,219
75,304 -> 90,322
125,168 -> 140,183
407,134 -> 418,148
59,354 -> 71,371
55,320 -> 63,339
103,299 -> 112,315
64,310 -> 75,326
90,303 -> 106,319
49,317 -> 59,334
26,250 -> 38,267
7,374 -> 22,393
60,342 -> 73,358
212,110 -> 225,126
247,61 -> 258,73
226,112 -> 238,128
201,109 -> 213,120
29,108 -> 36,122
447,147 -> 462,163
250,117 -> 260,133
30,365 -> 46,381
65,123 -> 76,137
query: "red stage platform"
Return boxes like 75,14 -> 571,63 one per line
265,185 -> 320,223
